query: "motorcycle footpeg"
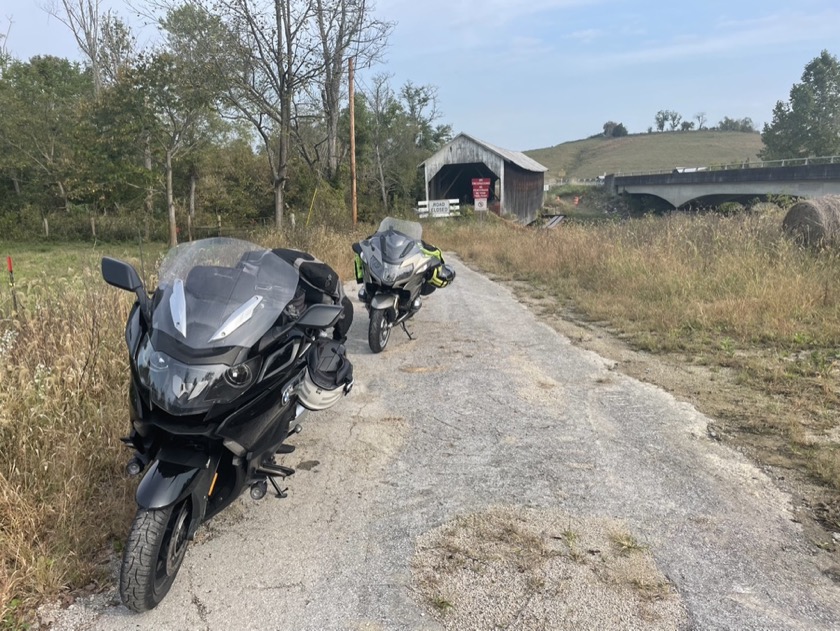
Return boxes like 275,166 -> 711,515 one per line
276,444 -> 295,454
286,424 -> 302,439
257,462 -> 296,478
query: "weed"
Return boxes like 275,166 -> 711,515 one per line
609,532 -> 646,555
430,595 -> 454,612
630,578 -> 672,602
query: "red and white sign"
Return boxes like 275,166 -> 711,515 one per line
472,178 -> 491,200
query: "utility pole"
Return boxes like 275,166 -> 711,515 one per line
349,57 -> 358,226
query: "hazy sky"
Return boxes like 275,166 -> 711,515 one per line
3,0 -> 839,150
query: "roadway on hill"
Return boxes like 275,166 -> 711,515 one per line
44,257 -> 840,630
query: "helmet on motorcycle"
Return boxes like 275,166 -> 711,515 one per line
298,339 -> 354,411
428,263 -> 456,288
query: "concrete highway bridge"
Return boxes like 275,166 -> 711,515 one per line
605,157 -> 840,208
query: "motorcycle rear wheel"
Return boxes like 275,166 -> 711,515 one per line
119,500 -> 191,612
368,308 -> 391,353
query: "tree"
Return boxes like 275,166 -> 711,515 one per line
654,110 -> 668,132
602,121 -> 627,137
312,0 -> 391,181
761,50 -> 840,159
694,112 -> 707,130
47,0 -> 105,94
364,75 -> 450,214
160,0 -> 325,229
121,51 -> 216,245
98,11 -> 137,85
667,111 -> 682,131
716,116 -> 755,132
654,109 -> 681,132
0,56 -> 91,212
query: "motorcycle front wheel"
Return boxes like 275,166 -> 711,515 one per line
119,499 -> 191,612
368,308 -> 391,353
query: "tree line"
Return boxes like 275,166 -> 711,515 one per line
0,0 -> 453,245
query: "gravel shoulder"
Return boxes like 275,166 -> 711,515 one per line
41,256 -> 840,630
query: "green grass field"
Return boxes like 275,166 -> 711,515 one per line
526,130 -> 765,180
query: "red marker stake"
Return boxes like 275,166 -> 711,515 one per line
7,256 -> 18,313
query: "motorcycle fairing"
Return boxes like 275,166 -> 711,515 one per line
137,239 -> 300,416
153,239 -> 299,351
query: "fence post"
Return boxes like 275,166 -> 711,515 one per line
217,214 -> 222,237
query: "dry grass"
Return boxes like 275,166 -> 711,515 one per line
412,507 -> 687,630
0,228 -> 364,626
0,268 -> 136,625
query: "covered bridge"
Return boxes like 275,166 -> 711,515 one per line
420,133 -> 548,224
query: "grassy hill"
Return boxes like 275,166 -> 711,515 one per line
526,131 -> 764,181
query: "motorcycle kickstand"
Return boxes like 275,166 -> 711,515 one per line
267,476 -> 288,499
399,321 -> 414,340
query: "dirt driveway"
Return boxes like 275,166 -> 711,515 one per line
44,256 -> 840,630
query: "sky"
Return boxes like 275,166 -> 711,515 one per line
3,0 -> 839,151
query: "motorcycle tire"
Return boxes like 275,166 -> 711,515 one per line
119,500 -> 191,612
368,308 -> 391,353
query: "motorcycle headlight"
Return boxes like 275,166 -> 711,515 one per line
382,264 -> 412,284
207,356 -> 261,401
369,257 -> 384,278
134,335 -> 261,414
224,362 -> 253,388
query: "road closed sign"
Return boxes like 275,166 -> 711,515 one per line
428,200 -> 451,217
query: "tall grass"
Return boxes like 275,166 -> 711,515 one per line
427,211 -> 840,350
0,227 -> 366,625
0,267 -> 136,622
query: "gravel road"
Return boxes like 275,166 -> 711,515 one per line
44,256 -> 840,630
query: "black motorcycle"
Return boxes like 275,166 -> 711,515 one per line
102,238 -> 353,612
353,217 -> 455,353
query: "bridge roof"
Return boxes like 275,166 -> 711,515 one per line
422,132 -> 548,173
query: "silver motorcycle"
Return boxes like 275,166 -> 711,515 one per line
352,217 -> 455,353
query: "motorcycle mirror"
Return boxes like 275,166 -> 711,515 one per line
101,257 -> 152,324
296,304 -> 343,329
102,256 -> 143,291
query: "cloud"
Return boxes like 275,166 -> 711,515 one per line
590,9 -> 840,68
566,29 -> 602,44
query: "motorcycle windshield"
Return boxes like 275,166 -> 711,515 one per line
152,238 -> 299,352
377,217 -> 423,241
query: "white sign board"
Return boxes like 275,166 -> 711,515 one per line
428,200 -> 451,217
475,198 -> 488,211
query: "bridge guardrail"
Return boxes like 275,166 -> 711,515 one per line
612,155 -> 840,178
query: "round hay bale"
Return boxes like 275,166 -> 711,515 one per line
782,196 -> 840,246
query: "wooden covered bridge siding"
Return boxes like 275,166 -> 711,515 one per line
422,133 -> 548,224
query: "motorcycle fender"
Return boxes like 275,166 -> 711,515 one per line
370,293 -> 398,311
135,459 -> 210,511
